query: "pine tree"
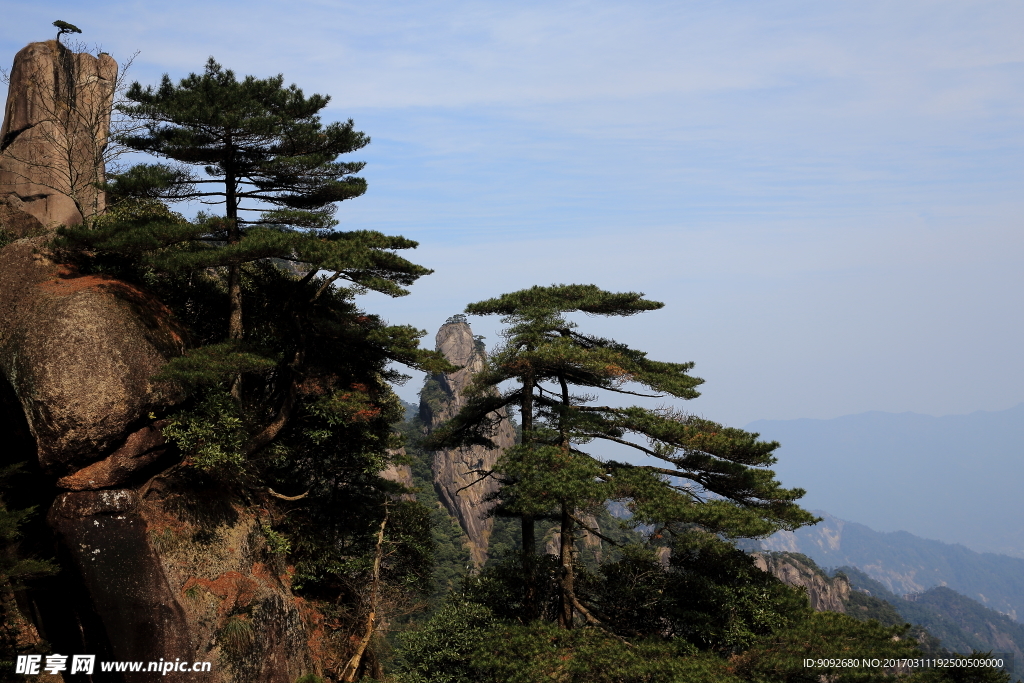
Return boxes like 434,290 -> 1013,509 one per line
427,284 -> 818,628
55,59 -> 436,416
53,20 -> 82,42
52,59 -> 449,472
87,57 -> 426,342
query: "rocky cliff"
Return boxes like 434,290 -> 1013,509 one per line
544,513 -> 603,560
753,552 -> 850,613
419,318 -> 516,568
0,43 -> 323,682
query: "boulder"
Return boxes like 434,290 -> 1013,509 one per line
48,489 -> 193,681
0,194 -> 45,238
140,477 -> 323,682
44,478 -> 325,682
0,238 -> 184,475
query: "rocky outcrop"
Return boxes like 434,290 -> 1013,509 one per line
0,194 -> 45,239
0,42 -> 324,681
420,318 -> 516,567
140,476 -> 322,682
0,43 -> 178,477
0,238 -> 184,475
0,41 -> 115,228
381,448 -> 416,502
753,552 -> 850,613
48,489 -> 192,679
544,513 -> 603,559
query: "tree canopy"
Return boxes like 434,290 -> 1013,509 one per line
53,20 -> 81,42
66,58 -> 427,344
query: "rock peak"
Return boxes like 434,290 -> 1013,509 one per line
421,319 -> 515,567
0,40 -> 116,230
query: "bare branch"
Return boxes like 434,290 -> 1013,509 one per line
341,508 -> 388,682
265,487 -> 309,501
454,469 -> 495,494
582,433 -> 662,459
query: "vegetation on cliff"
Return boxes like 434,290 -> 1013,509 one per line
39,56 -> 454,680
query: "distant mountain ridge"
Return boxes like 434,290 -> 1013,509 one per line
839,567 -> 1024,666
746,403 -> 1024,558
759,511 -> 1024,624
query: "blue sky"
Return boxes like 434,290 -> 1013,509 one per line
3,1 -> 1022,426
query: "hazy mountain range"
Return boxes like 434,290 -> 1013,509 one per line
758,511 -> 1024,624
838,566 -> 1024,665
747,403 -> 1024,558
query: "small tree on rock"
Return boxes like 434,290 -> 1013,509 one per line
53,20 -> 82,43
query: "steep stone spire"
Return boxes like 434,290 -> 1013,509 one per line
420,317 -> 516,568
0,40 -> 116,230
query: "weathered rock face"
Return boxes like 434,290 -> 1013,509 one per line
420,319 -> 516,567
48,489 -> 193,680
753,552 -> 850,613
0,194 -> 45,238
0,41 -> 115,228
0,238 -> 184,475
381,448 -> 416,502
37,478 -> 324,683
139,477 -> 323,682
544,513 -> 603,559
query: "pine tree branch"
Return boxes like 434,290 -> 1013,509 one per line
567,594 -> 637,647
311,271 -> 342,303
582,433 -> 661,458
597,386 -> 664,398
568,512 -> 623,547
570,593 -> 604,627
454,469 -> 496,494
243,374 -> 297,457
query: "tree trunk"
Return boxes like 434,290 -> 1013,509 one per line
520,370 -> 538,620
227,261 -> 243,340
342,510 -> 387,682
225,160 -> 244,400
556,372 -> 575,629
558,503 -> 575,629
226,162 -> 242,344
